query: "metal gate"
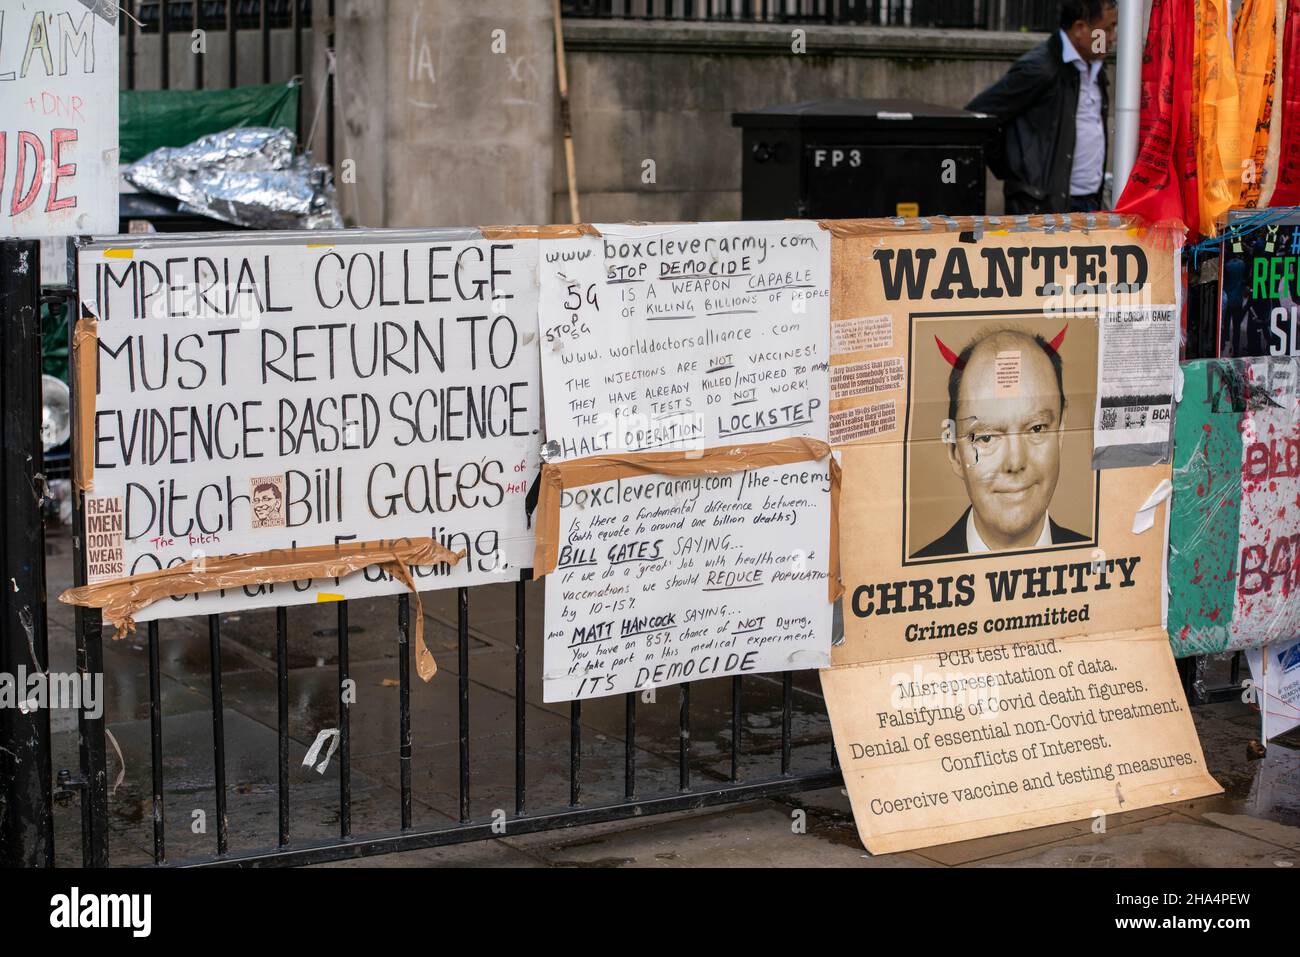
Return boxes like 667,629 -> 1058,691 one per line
0,239 -> 841,868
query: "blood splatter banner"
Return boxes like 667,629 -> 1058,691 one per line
1168,357 -> 1300,656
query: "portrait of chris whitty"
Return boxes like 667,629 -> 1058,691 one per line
912,324 -> 1089,558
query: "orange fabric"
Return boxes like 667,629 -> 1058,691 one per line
1193,0 -> 1242,230
1233,0 -> 1278,207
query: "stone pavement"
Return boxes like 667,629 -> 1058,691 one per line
39,524 -> 1300,868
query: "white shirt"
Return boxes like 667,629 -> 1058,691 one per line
966,509 -> 1054,553
1060,30 -> 1105,197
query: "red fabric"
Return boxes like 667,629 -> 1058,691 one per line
1115,0 -> 1200,234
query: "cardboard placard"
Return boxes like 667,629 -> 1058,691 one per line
542,455 -> 835,701
822,628 -> 1220,854
74,230 -> 541,621
828,221 -> 1178,666
537,221 -> 831,459
1,1 -> 118,237
535,222 -> 835,700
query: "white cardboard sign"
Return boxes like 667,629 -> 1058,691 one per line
538,221 -> 831,459
542,458 -> 834,701
77,231 -> 541,618
2,2 -> 119,237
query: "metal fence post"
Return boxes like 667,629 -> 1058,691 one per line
0,239 -> 54,867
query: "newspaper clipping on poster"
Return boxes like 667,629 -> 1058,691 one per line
1092,303 -> 1179,468
77,231 -> 541,619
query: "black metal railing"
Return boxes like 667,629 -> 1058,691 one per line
120,0 -> 311,89
116,0 -> 332,169
560,0 -> 1060,31
64,581 -> 839,867
0,248 -> 842,869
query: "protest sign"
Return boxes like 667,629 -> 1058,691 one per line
1218,214 -> 1300,358
538,221 -> 830,459
1,1 -> 118,237
818,216 -> 1214,854
825,218 -> 1179,666
1168,357 -> 1300,655
822,627 -> 1220,854
1246,636 -> 1300,741
74,230 -> 541,625
535,222 -> 835,700
540,450 -> 834,702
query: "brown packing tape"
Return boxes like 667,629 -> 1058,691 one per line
828,455 -> 842,603
72,314 -> 98,494
60,537 -> 465,682
817,213 -> 1154,238
477,223 -> 602,240
533,437 -> 844,602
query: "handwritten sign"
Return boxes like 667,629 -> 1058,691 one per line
76,230 -> 541,618
538,222 -> 831,459
2,2 -> 118,236
543,459 -> 833,701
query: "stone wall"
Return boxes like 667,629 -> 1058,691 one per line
555,20 -> 1055,222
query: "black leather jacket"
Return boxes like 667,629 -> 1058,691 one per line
966,32 -> 1109,213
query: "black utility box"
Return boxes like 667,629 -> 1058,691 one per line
732,97 -> 998,220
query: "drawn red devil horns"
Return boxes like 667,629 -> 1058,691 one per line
935,323 -> 1068,370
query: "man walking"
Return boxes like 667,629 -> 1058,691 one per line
967,0 -> 1118,215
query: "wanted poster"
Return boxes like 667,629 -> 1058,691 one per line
818,217 -> 1216,855
825,218 -> 1178,666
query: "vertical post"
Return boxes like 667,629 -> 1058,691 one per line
326,0 -> 336,167
0,240 -> 54,867
125,0 -> 137,90
68,255 -> 109,866
1111,0 -> 1144,198
226,0 -> 237,88
159,0 -> 171,89
193,1 -> 204,89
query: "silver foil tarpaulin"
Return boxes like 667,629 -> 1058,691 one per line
125,127 -> 343,230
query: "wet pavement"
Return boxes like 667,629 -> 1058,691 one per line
38,523 -> 1300,868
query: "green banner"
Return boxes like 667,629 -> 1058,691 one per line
120,83 -> 299,163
